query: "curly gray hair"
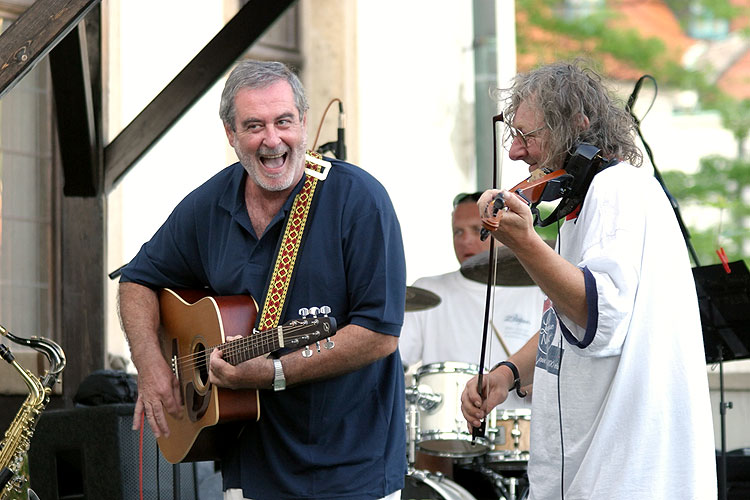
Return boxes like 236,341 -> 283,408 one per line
219,60 -> 309,131
496,60 -> 643,170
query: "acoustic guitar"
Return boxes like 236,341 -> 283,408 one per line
156,288 -> 337,463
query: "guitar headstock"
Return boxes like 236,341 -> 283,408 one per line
295,306 -> 336,357
280,306 -> 337,356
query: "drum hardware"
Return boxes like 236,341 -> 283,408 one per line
405,388 -> 420,467
415,384 -> 442,412
473,466 -> 528,500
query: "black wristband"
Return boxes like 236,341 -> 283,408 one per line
492,360 -> 528,398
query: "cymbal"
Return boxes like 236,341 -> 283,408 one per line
405,286 -> 441,312
460,244 -> 548,286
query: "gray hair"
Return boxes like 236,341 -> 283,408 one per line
497,60 -> 643,169
219,60 -> 309,131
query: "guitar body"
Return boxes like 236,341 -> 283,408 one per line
157,288 -> 261,463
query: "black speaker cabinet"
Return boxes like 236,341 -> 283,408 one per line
27,403 -> 201,500
720,449 -> 750,500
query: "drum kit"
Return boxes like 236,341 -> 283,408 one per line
403,250 -> 536,500
404,361 -> 530,500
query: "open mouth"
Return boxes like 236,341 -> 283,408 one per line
260,152 -> 288,170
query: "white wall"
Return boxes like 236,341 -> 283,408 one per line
355,0 -> 478,283
105,0 -> 232,362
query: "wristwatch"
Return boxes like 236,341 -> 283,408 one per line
273,358 -> 286,391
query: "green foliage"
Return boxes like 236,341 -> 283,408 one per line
664,0 -> 739,29
715,98 -> 750,145
661,155 -> 750,266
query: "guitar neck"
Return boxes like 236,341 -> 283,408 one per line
216,330 -> 283,366
208,316 -> 336,366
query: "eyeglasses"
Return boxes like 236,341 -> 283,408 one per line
499,111 -> 546,150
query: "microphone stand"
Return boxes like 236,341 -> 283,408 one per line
627,75 -> 740,500
626,75 -> 700,267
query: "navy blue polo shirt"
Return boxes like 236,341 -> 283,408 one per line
121,158 -> 407,499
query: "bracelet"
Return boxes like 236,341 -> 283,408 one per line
492,360 -> 527,398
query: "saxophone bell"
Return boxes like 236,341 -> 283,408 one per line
0,324 -> 66,499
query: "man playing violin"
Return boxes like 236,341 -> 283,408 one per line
461,60 -> 716,499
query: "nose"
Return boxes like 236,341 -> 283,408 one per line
262,126 -> 283,149
508,135 -> 526,161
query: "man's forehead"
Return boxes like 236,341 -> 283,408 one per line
513,100 -> 543,125
452,201 -> 481,222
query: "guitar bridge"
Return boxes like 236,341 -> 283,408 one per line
171,355 -> 179,383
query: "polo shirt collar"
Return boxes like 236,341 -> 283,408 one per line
218,162 -> 307,237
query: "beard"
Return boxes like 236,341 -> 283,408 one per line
237,140 -> 307,193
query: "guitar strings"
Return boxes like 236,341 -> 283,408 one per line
174,322 -> 331,370
175,323 -> 317,368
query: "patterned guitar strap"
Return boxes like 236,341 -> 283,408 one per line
257,151 -> 331,330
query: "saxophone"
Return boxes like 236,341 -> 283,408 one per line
0,324 -> 66,500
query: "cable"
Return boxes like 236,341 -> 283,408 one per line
139,411 -> 145,500
311,97 -> 342,152
557,334 -> 565,500
556,219 -> 565,500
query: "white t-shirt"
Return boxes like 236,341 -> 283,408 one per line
529,163 -> 717,499
400,270 -> 545,409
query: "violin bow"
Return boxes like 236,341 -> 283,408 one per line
471,113 -> 503,443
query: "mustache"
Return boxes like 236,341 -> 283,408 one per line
257,147 -> 289,156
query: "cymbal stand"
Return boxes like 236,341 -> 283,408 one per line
405,385 -> 420,472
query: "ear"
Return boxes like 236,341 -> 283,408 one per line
223,122 -> 236,148
575,113 -> 590,131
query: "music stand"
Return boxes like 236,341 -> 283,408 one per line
692,260 -> 750,500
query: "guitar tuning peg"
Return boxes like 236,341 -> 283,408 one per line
320,306 -> 331,315
302,346 -> 313,358
316,341 -> 321,353
309,307 -> 320,317
298,307 -> 310,317
324,338 -> 335,350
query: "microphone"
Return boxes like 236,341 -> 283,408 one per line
335,101 -> 346,161
626,74 -> 652,123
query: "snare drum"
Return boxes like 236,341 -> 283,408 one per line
414,362 -> 491,457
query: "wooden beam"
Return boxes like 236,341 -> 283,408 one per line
103,0 -> 297,193
50,23 -> 100,196
60,195 -> 106,404
0,0 -> 100,101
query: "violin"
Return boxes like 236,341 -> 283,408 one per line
480,143 -> 606,236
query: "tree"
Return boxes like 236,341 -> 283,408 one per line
517,0 -> 750,265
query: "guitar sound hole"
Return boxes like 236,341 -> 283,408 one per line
196,342 -> 209,387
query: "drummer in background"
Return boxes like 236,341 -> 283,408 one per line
399,191 -> 545,476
